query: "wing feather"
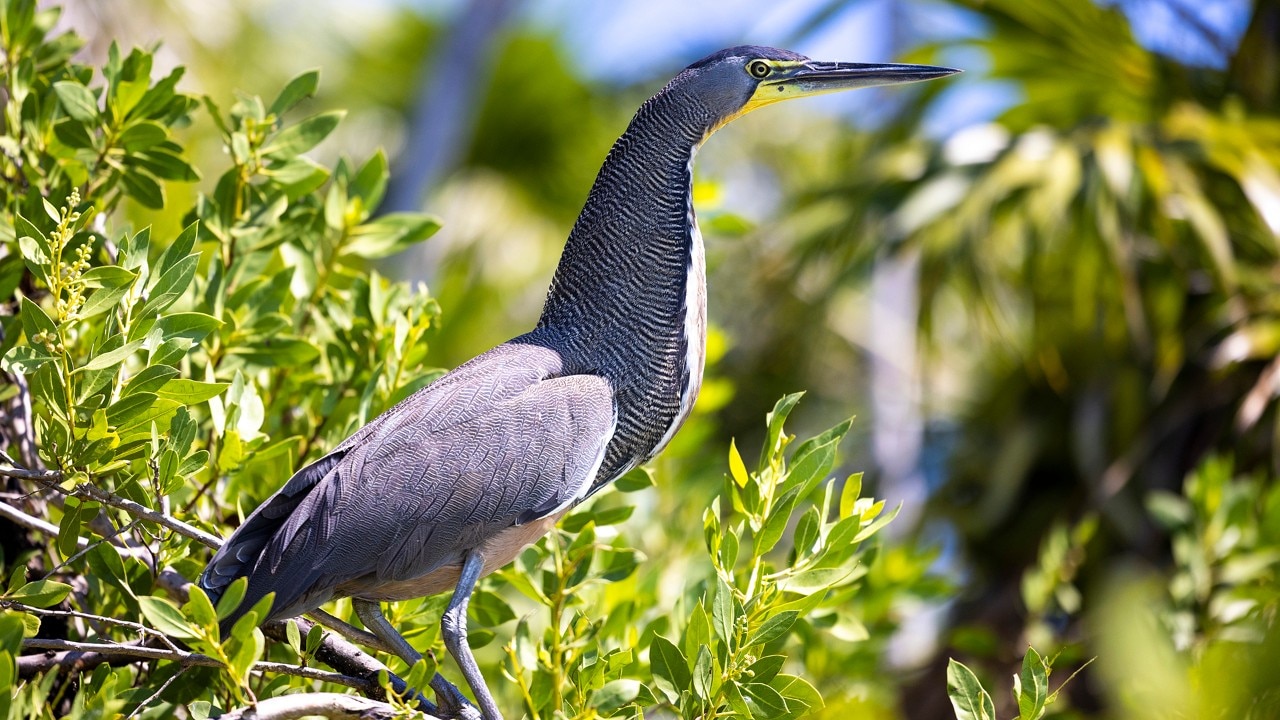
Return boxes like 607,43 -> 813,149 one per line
201,342 -> 616,625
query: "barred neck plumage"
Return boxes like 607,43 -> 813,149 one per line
535,82 -> 717,486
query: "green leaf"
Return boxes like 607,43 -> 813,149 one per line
215,577 -> 248,621
56,499 -> 84,559
115,398 -> 181,437
123,364 -> 178,396
117,121 -> 166,151
724,680 -> 753,718
349,148 -> 388,217
743,682 -> 789,716
6,579 -> 72,608
468,590 -> 516,627
156,312 -> 222,343
183,585 -> 219,637
53,118 -> 95,149
120,169 -> 164,209
341,213 -> 441,259
17,224 -> 52,285
794,505 -> 820,556
852,503 -> 901,543
19,297 -> 57,339
54,80 -> 99,122
157,379 -> 229,404
286,619 -> 302,654
269,69 -> 320,116
106,391 -> 156,425
778,567 -> 852,594
156,222 -> 198,277
650,635 -> 690,703
788,419 -> 854,499
755,487 -> 801,556
1015,647 -> 1049,720
80,266 -> 136,289
593,679 -> 641,712
128,149 -> 200,182
729,438 -> 750,488
262,110 -> 344,157
692,645 -> 714,701
79,267 -> 138,319
746,655 -> 786,684
839,473 -> 863,518
947,659 -> 995,720
772,674 -> 823,713
138,596 -> 199,640
139,253 -> 198,317
746,611 -> 797,647
226,337 -> 319,367
615,466 -> 654,492
684,603 -> 712,664
79,338 -> 143,372
85,543 -> 135,600
713,577 -> 735,646
763,392 -> 804,468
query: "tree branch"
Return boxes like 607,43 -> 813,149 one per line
18,638 -> 376,691
219,692 -> 411,720
3,458 -> 476,717
5,601 -> 182,651
0,460 -> 222,549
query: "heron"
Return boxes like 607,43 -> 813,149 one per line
200,45 -> 957,719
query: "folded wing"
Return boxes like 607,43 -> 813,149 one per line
200,342 -> 615,624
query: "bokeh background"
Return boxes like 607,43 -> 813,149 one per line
55,0 -> 1280,717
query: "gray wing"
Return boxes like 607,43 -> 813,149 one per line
200,342 -> 615,623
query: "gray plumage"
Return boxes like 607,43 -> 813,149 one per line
202,343 -> 614,622
198,48 -> 956,719
201,49 -> 784,625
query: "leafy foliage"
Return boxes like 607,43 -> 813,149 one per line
946,647 -> 1085,720
0,5 -> 913,719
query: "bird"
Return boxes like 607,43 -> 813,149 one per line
199,45 -> 957,720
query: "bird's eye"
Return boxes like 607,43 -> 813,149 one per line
747,60 -> 772,79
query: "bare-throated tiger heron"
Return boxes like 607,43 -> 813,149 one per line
200,45 -> 958,720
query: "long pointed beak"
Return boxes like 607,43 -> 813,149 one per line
773,61 -> 960,94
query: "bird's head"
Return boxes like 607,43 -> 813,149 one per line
668,45 -> 959,135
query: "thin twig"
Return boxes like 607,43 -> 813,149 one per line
0,500 -> 150,559
3,601 -> 181,652
23,638 -> 222,666
47,519 -> 144,575
218,692 -> 419,720
0,500 -> 68,538
19,638 -> 376,690
179,471 -> 222,516
0,462 -> 60,482
306,609 -> 396,655
3,461 -> 466,716
125,666 -> 187,720
0,462 -> 222,549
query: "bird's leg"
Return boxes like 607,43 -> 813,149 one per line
352,598 -> 479,720
353,599 -> 424,666
442,550 -> 503,720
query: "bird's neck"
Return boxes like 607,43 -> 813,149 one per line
538,88 -> 715,347
536,88 -> 717,482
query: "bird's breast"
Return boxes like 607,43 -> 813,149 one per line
647,214 -> 707,459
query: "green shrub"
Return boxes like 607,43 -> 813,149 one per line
0,3 -> 913,718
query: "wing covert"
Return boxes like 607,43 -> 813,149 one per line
219,343 -> 616,622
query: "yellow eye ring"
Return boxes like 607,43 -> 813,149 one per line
747,60 -> 771,79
